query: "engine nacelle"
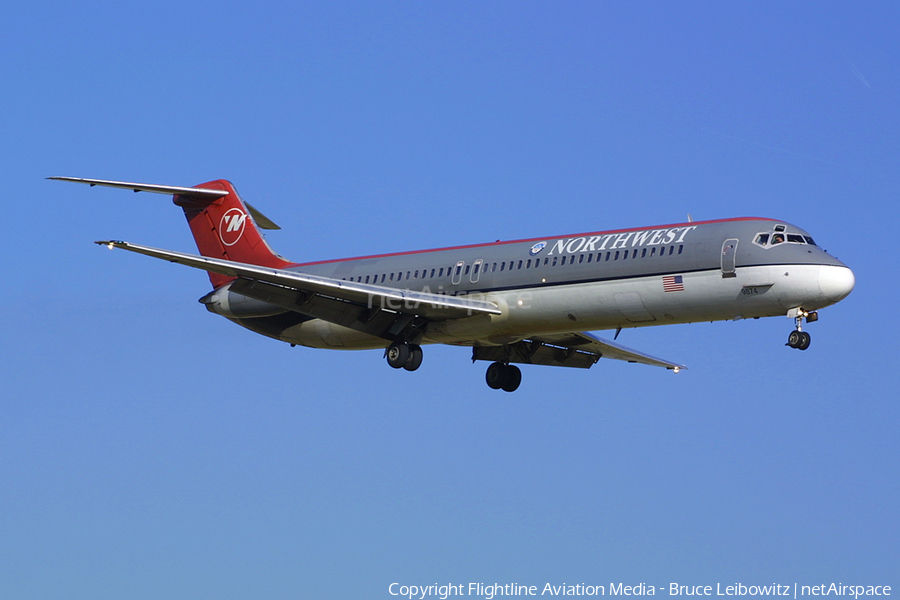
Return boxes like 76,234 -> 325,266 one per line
199,283 -> 289,318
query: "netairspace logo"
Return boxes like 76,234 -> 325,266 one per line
387,582 -> 892,600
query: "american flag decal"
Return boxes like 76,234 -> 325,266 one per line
663,275 -> 684,292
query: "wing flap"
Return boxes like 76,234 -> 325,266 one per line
98,240 -> 501,320
473,331 -> 686,371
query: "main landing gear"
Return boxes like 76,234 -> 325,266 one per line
485,362 -> 522,392
386,342 -> 423,371
786,309 -> 817,351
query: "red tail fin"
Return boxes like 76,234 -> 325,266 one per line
174,180 -> 291,288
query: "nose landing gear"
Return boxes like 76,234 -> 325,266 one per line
785,309 -> 816,351
787,329 -> 811,350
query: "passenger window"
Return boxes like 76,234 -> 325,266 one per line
526,259 -> 531,268
587,254 -> 592,263
614,251 -> 620,260
579,254 -> 585,263
552,257 -> 558,266
517,260 -> 523,269
641,248 -> 647,258
650,247 -> 656,256
500,262 -> 505,271
678,245 -> 684,254
438,268 -> 443,277
560,256 -> 566,266
465,265 -> 470,274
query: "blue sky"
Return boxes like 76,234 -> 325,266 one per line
2,2 -> 897,599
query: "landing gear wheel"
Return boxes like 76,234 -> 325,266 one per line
386,343 -> 411,369
485,362 -> 522,392
501,365 -> 521,392
786,330 -> 812,350
485,362 -> 506,389
404,344 -> 423,371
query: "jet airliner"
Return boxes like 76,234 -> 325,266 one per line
52,177 -> 855,392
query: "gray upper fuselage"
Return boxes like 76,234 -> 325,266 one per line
287,217 -> 846,294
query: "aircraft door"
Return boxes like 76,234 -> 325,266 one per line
721,238 -> 738,278
451,260 -> 465,285
470,259 -> 483,284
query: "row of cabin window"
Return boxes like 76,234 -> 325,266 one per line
341,244 -> 685,284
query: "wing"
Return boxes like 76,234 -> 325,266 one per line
97,240 -> 501,320
472,330 -> 686,371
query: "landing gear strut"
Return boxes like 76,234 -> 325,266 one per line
785,310 -> 814,351
386,342 -> 423,371
485,362 -> 522,392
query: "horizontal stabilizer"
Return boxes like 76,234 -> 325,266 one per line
48,176 -> 229,200
51,176 -> 281,230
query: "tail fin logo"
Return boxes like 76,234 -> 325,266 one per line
219,208 -> 248,246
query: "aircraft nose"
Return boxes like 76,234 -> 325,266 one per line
818,265 -> 855,303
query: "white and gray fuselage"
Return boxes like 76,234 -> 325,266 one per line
223,217 -> 854,350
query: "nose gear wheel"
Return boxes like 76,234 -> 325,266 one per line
786,312 -> 811,350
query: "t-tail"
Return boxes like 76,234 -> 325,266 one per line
48,177 -> 292,288
174,179 -> 291,287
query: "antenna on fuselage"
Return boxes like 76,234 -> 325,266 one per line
687,213 -> 694,222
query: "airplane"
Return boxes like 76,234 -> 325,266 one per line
51,176 -> 855,392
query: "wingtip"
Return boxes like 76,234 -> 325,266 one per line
95,240 -> 125,249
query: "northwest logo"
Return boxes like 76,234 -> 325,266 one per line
530,241 -> 547,255
219,208 -> 248,246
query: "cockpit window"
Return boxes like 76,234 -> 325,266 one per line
755,229 -> 817,248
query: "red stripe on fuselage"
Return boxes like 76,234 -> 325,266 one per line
288,217 -> 777,268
